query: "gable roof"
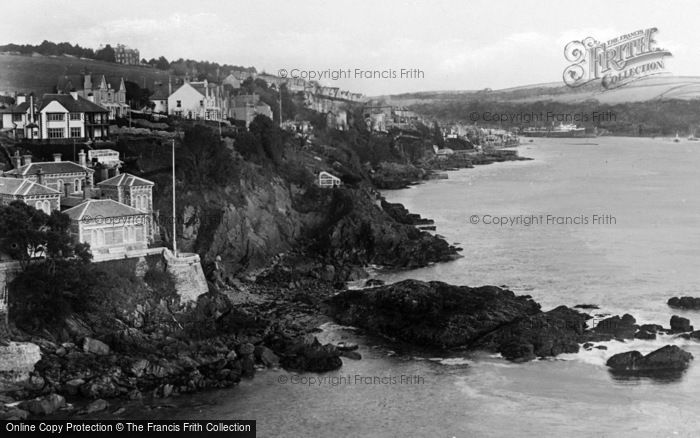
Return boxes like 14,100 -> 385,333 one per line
97,173 -> 154,187
5,160 -> 94,177
150,86 -> 170,100
171,82 -> 205,98
0,177 -> 60,197
64,199 -> 146,221
38,94 -> 108,113
0,102 -> 30,114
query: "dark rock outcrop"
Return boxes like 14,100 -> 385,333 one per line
277,336 -> 342,372
326,280 -> 542,349
668,296 -> 700,310
473,306 -> 590,361
606,345 -> 693,372
590,314 -> 638,340
670,315 -> 693,333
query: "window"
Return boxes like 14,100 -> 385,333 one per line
176,100 -> 182,108
200,100 -> 204,107
74,179 -> 82,193
48,128 -> 65,138
134,226 -> 144,242
12,113 -> 23,122
69,113 -> 81,121
34,200 -> 50,214
104,228 -> 124,245
70,127 -> 82,138
47,113 -> 64,122
57,180 -> 64,194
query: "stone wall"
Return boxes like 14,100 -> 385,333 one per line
162,249 -> 209,302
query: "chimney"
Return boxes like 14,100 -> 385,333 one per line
78,149 -> 86,167
37,167 -> 44,185
12,151 -> 21,169
168,76 -> 172,95
16,94 -> 26,105
114,165 -> 120,176
70,91 -> 78,100
53,153 -> 62,162
83,174 -> 90,199
87,93 -> 95,103
21,154 -> 32,166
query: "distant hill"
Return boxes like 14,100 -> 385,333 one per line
379,75 -> 700,106
0,53 -> 172,95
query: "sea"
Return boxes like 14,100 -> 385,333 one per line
162,137 -> 700,437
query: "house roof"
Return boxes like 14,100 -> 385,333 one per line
0,102 -> 30,114
0,177 -> 60,197
5,160 -> 94,177
97,173 -> 154,187
172,82 -> 205,98
64,199 -> 146,221
150,86 -> 170,100
57,74 -> 124,93
38,94 -> 108,113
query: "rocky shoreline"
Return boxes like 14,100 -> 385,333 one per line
371,148 -> 530,189
4,143 -> 693,421
327,280 -> 698,371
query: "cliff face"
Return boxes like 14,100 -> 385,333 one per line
168,160 -> 458,280
177,172 -> 318,274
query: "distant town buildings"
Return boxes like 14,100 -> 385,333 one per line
230,94 -> 273,127
114,44 -> 140,65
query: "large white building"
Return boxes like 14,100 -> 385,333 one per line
167,79 -> 224,121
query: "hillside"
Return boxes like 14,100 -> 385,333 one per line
380,75 -> 700,106
0,53 -> 172,94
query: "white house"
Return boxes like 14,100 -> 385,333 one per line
0,95 -> 39,140
38,92 -> 109,140
318,171 -> 341,188
64,199 -> 150,260
167,80 -> 223,121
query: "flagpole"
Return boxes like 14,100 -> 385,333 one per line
172,138 -> 177,257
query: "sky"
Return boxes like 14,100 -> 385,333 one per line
1,0 -> 699,96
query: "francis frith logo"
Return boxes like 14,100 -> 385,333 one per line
563,28 -> 672,89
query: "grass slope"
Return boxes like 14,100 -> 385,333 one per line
0,53 -> 172,95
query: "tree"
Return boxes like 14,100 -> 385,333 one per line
0,201 -> 91,271
156,56 -> 170,71
249,114 -> 282,164
177,125 -> 238,186
95,44 -> 116,62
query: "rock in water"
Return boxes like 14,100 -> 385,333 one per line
280,336 -> 342,372
591,314 -> 638,340
670,315 -> 693,333
607,345 -> 693,372
474,306 -> 590,361
326,279 -> 541,349
668,296 -> 700,310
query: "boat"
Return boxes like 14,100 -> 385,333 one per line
674,132 -> 680,143
688,135 -> 699,142
522,123 -> 589,138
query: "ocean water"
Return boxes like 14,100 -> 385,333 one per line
165,137 -> 700,437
